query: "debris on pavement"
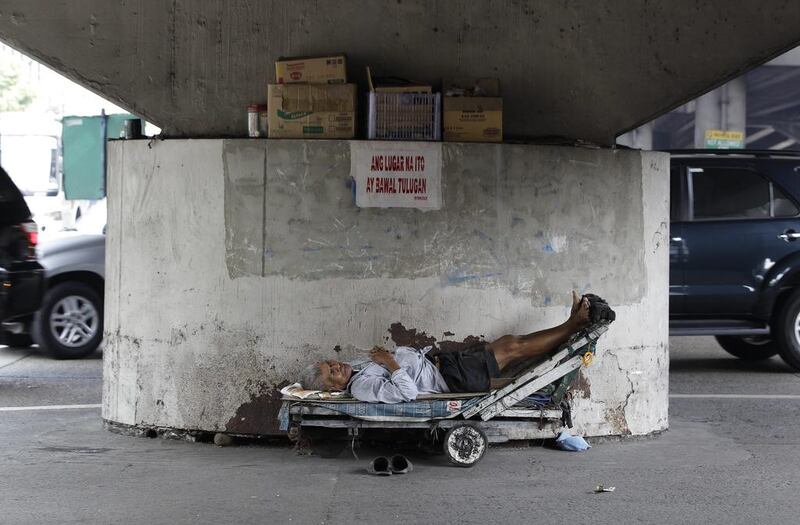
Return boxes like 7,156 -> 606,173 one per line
594,485 -> 616,493
555,430 -> 591,451
213,433 -> 233,447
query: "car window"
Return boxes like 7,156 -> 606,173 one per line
773,184 -> 799,217
690,168 -> 770,220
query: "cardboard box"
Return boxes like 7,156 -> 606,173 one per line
267,84 -> 357,139
443,97 -> 502,142
443,77 -> 502,142
275,55 -> 347,84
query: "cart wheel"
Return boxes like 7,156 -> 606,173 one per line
443,423 -> 488,467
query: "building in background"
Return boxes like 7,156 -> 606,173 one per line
619,47 -> 800,151
0,112 -> 59,195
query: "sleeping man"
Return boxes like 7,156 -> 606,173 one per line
301,292 -> 612,403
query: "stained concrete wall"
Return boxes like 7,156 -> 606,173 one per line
103,139 -> 669,437
1,1 -> 799,144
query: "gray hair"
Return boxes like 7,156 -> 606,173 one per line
300,362 -> 327,391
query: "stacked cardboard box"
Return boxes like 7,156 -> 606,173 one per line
443,78 -> 503,143
267,84 -> 357,139
275,55 -> 347,85
268,54 -> 357,139
264,57 -> 505,143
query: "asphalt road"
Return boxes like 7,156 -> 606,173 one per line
2,338 -> 800,524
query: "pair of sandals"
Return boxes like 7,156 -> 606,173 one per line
367,454 -> 413,475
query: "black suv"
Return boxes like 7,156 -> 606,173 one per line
669,150 -> 800,369
0,166 -> 44,345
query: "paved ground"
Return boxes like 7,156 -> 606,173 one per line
2,338 -> 800,524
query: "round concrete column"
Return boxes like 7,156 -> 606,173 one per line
724,77 -> 747,135
103,139 -> 669,439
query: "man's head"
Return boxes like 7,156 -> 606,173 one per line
301,360 -> 353,391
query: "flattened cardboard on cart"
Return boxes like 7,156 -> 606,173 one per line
275,55 -> 347,84
443,77 -> 503,143
267,84 -> 357,139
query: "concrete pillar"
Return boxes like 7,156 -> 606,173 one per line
102,139 -> 670,438
693,77 -> 747,148
694,89 -> 721,148
724,76 -> 747,136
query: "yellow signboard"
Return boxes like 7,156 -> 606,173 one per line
704,129 -> 744,149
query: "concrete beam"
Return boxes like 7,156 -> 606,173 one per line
0,1 -> 798,144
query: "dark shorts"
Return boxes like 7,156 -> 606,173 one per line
436,344 -> 501,393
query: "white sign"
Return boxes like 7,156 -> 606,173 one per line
350,141 -> 442,209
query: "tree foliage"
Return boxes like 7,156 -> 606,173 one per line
0,61 -> 35,112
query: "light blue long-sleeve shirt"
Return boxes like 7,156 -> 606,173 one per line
347,346 -> 450,403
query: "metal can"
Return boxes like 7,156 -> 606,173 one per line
247,104 -> 260,137
122,118 -> 143,139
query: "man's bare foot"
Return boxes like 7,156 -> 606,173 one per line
568,291 -> 590,329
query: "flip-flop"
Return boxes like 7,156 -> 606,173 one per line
389,454 -> 413,474
366,456 -> 392,476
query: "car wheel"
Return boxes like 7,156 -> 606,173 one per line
715,335 -> 778,361
33,282 -> 103,359
775,289 -> 800,371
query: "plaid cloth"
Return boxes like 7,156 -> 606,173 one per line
278,394 -> 554,430
279,397 -> 481,430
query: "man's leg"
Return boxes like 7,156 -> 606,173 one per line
488,291 -> 590,371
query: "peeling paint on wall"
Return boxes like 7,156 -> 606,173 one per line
225,389 -> 284,435
389,322 -> 437,349
388,322 -> 485,353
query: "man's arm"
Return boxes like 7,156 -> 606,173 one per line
349,347 -> 418,403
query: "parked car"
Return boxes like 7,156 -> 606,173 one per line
0,166 -> 45,346
669,149 -> 800,370
28,233 -> 105,358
